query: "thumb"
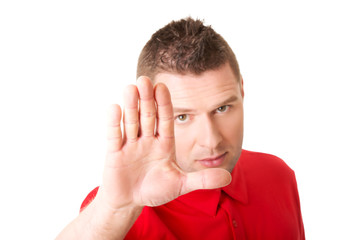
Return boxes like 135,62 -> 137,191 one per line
180,168 -> 232,195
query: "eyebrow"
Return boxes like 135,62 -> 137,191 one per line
173,95 -> 239,114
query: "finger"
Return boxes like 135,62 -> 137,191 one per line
154,83 -> 174,141
181,168 -> 232,194
137,76 -> 156,138
123,85 -> 139,143
107,104 -> 123,152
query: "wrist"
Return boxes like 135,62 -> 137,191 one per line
81,189 -> 143,240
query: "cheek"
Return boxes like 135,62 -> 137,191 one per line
221,111 -> 244,145
174,127 -> 198,172
174,127 -> 192,159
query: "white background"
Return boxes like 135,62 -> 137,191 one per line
1,0 -> 359,239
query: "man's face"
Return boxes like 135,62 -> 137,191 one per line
154,63 -> 244,173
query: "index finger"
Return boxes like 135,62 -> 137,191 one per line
154,83 -> 174,141
107,104 -> 123,152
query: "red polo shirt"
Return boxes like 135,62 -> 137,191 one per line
81,150 -> 305,239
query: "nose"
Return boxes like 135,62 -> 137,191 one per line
196,115 -> 223,149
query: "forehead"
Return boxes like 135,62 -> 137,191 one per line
154,63 -> 241,110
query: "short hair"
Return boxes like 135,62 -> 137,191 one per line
136,17 -> 241,82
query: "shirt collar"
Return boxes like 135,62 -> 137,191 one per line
174,188 -> 222,216
172,150 -> 249,216
221,150 -> 248,204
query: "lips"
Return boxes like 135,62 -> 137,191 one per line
197,152 -> 227,167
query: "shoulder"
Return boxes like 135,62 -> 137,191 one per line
240,149 -> 294,172
239,149 -> 295,183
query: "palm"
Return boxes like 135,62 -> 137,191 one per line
101,77 -> 231,210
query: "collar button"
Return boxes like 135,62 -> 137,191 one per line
232,219 -> 238,228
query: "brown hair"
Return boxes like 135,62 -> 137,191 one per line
136,17 -> 241,82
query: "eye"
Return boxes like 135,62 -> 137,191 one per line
216,105 -> 229,113
176,114 -> 189,122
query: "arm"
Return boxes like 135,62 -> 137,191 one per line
56,77 -> 231,240
56,189 -> 143,240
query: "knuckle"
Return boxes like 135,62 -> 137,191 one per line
124,120 -> 139,125
127,137 -> 138,143
140,111 -> 156,118
107,136 -> 122,140
158,115 -> 173,121
108,122 -> 121,127
141,134 -> 154,139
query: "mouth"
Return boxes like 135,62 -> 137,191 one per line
197,152 -> 227,168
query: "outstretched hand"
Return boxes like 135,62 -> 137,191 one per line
100,77 -> 231,210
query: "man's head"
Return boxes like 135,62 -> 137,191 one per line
137,17 -> 241,82
137,18 -> 244,173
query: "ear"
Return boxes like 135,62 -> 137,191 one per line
240,74 -> 245,98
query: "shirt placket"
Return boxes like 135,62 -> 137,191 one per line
219,192 -> 246,239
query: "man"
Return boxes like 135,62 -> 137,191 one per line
56,17 -> 305,239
